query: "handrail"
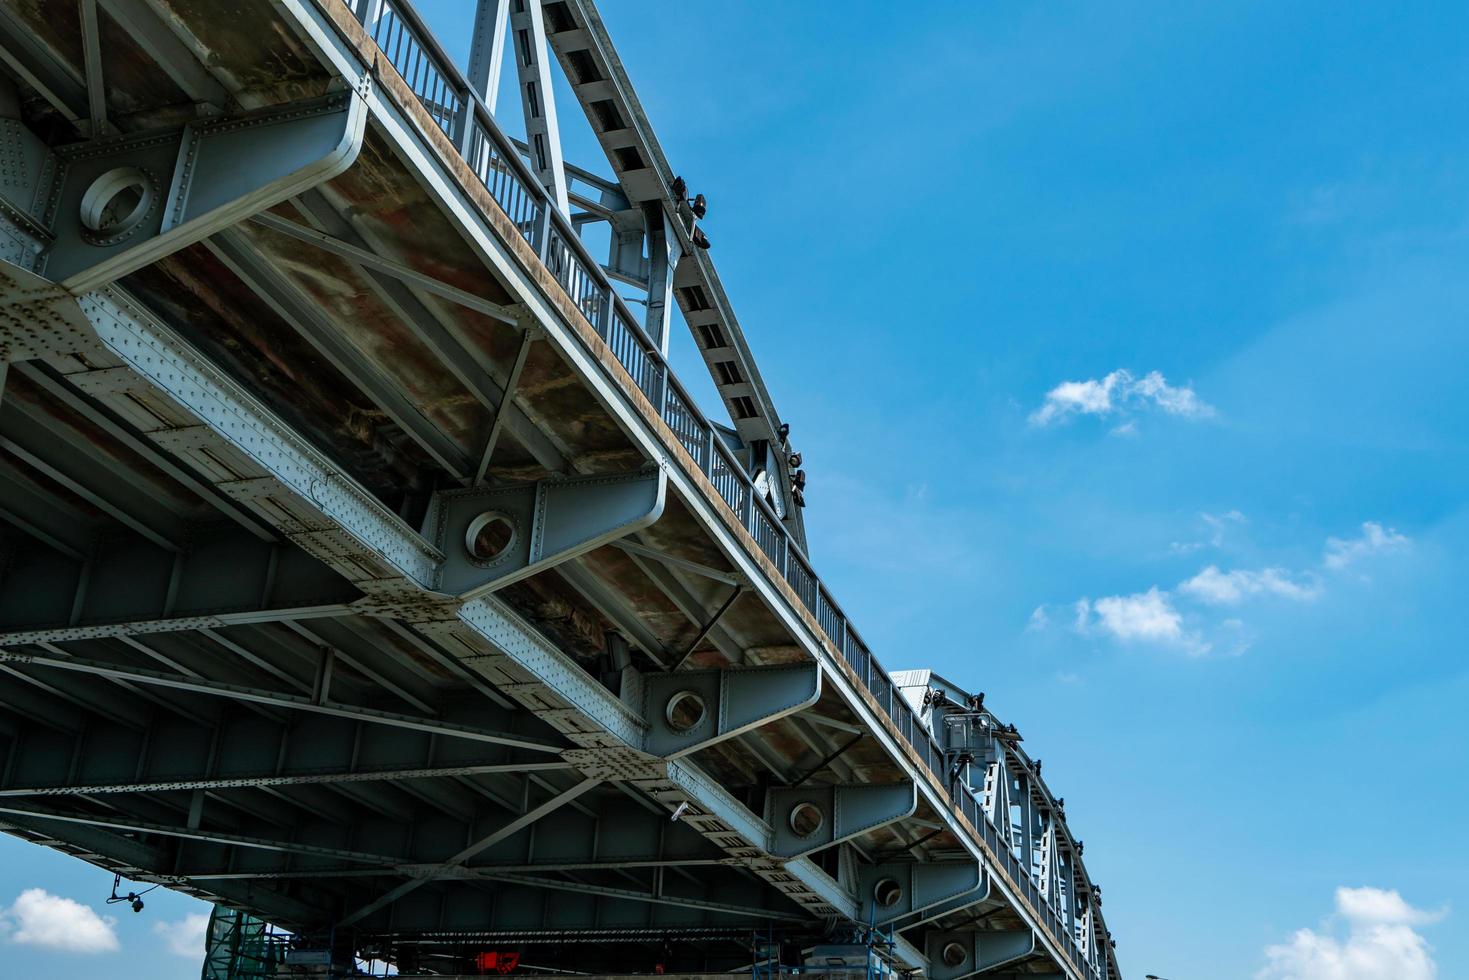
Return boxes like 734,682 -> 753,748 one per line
340,3 -> 1107,975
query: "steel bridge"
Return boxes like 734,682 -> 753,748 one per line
0,1 -> 1123,977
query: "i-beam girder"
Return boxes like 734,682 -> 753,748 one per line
0,648 -> 561,752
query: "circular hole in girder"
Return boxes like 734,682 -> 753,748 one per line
788,801 -> 824,838
873,877 -> 903,908
464,511 -> 515,563
664,690 -> 706,732
941,942 -> 968,968
80,167 -> 153,239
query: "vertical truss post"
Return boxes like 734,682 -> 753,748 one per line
509,0 -> 569,215
77,0 -> 107,136
644,202 -> 677,354
467,0 -> 510,114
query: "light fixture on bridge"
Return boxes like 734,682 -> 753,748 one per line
670,800 -> 691,822
106,873 -> 156,914
690,192 -> 707,219
691,227 -> 711,249
787,451 -> 802,468
776,422 -> 790,444
792,469 -> 806,491
672,175 -> 687,199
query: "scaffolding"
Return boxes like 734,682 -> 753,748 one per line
201,905 -> 285,980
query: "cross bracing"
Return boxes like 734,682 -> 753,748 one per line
0,1 -> 1123,977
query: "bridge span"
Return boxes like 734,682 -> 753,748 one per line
0,1 -> 1122,977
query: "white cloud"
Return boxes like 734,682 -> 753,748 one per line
1324,522 -> 1410,570
1130,370 -> 1214,417
1179,565 -> 1322,605
1257,886 -> 1444,980
1076,588 -> 1207,652
154,912 -> 211,958
1026,605 -> 1050,631
1090,588 -> 1182,641
1,888 -> 119,953
1029,368 -> 1214,426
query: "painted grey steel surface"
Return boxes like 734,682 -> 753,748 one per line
0,1 -> 1125,977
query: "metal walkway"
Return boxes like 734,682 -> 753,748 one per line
0,1 -> 1121,977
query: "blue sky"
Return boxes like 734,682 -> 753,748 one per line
5,2 -> 1467,978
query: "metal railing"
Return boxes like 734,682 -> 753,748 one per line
341,2 -> 1102,975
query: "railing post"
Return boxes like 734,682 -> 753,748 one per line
532,202 -> 553,261
650,354 -> 668,415
451,91 -> 474,155
701,424 -> 715,477
351,0 -> 375,25
777,535 -> 788,576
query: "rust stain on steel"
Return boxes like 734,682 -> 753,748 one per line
123,246 -> 432,504
155,0 -> 331,105
1,369 -> 211,518
238,218 -> 486,459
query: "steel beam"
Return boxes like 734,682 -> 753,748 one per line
280,190 -> 570,475
96,0 -> 231,109
249,209 -> 517,325
0,526 -> 359,644
338,775 -> 601,925
466,0 -> 510,114
508,0 -> 568,215
13,362 -> 276,542
857,861 -> 984,926
206,229 -> 474,479
469,870 -> 808,922
669,584 -> 743,671
611,539 -> 741,587
925,929 -> 1037,980
0,649 -> 562,752
473,328 -> 536,484
765,782 -> 917,859
45,91 -> 367,291
0,760 -> 571,797
0,799 -> 396,862
77,0 -> 108,136
423,468 -> 665,599
0,6 -> 87,123
642,664 -> 820,759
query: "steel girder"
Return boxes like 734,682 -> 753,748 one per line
0,277 -> 859,931
41,90 -> 368,291
0,524 -> 360,644
0,647 -> 561,751
641,663 -> 820,758
925,929 -> 1037,980
857,861 -> 987,927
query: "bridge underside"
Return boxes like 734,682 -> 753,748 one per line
0,1 -> 1120,978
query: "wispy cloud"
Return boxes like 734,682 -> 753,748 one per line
1029,368 -> 1215,427
1043,519 -> 1410,655
1172,509 -> 1249,554
1257,886 -> 1445,980
0,889 -> 119,953
1324,521 -> 1410,570
1179,565 -> 1322,605
154,912 -> 210,958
